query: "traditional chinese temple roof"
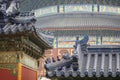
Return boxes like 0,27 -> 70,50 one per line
20,0 -> 120,11
0,18 -> 53,49
45,36 -> 120,78
0,0 -> 54,49
36,13 -> 120,29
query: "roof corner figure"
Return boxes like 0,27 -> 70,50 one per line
78,35 -> 89,45
0,0 -> 19,27
0,0 -> 20,17
75,35 -> 89,45
6,0 -> 20,17
0,0 -> 36,27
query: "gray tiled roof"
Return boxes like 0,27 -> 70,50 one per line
0,23 -> 53,47
45,45 -> 120,78
20,0 -> 120,11
35,13 -> 120,29
0,23 -> 34,34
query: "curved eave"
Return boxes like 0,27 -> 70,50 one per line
0,25 -> 53,49
29,31 -> 53,49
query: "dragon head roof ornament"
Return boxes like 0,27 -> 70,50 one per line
0,0 -> 36,27
0,0 -> 19,17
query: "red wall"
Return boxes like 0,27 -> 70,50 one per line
0,69 -> 17,80
22,66 -> 37,80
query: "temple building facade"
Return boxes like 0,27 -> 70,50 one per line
38,9 -> 120,78
2,0 -> 119,79
45,36 -> 120,80
31,0 -> 120,79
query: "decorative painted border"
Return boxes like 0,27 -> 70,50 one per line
0,64 -> 18,76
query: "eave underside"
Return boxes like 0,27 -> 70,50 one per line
0,32 -> 51,59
